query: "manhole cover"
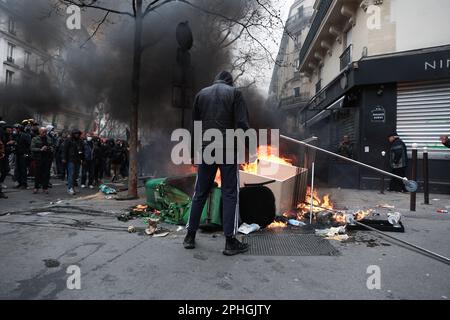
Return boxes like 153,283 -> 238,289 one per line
243,233 -> 339,256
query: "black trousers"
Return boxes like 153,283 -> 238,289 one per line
389,167 -> 407,192
16,154 -> 28,187
35,157 -> 51,190
0,156 -> 9,183
187,163 -> 239,237
81,160 -> 95,186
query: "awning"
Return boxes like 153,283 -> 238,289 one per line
305,95 -> 345,127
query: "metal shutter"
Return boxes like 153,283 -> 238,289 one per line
397,80 -> 450,160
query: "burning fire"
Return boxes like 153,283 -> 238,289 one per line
241,145 -> 293,174
267,220 -> 287,229
297,187 -> 334,213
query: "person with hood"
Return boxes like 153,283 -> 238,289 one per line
31,127 -> 54,194
81,134 -> 95,189
387,132 -> 408,192
184,71 -> 250,256
63,129 -> 84,195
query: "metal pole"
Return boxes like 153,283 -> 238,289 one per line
380,151 -> 386,194
423,147 -> 429,205
355,221 -> 450,265
280,135 -> 416,186
410,144 -> 418,211
309,162 -> 315,225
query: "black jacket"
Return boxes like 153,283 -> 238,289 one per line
63,138 -> 85,164
192,72 -> 250,150
14,132 -> 31,156
389,138 -> 408,169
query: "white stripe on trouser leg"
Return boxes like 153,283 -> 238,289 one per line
233,166 -> 240,235
186,173 -> 199,229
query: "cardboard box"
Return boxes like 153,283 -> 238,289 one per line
239,159 -> 308,215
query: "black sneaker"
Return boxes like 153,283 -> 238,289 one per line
223,237 -> 249,256
183,231 -> 196,249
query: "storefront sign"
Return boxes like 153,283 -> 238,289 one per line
370,106 -> 385,123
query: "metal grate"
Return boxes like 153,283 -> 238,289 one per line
242,233 -> 339,256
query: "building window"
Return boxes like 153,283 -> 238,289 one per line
340,45 -> 352,70
294,87 -> 300,98
24,51 -> 31,68
6,70 -> 14,85
7,43 -> 15,63
8,17 -> 16,35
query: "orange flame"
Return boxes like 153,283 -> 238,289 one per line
241,145 -> 293,174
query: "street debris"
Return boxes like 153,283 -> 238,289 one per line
387,212 -> 402,226
436,209 -> 449,213
238,223 -> 260,235
153,232 -> 170,238
315,226 -> 346,237
288,219 -> 306,226
325,234 -> 350,241
176,226 -> 184,232
99,184 -> 117,195
377,204 -> 395,209
127,226 -> 136,233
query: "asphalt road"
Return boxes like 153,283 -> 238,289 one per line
0,178 -> 449,300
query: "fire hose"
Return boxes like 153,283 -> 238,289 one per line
280,135 -> 418,193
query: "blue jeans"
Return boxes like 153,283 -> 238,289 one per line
67,162 -> 80,190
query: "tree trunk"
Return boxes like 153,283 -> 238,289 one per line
128,0 -> 143,199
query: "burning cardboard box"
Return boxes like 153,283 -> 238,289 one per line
239,158 -> 308,215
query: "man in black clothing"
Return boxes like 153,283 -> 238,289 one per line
184,71 -> 250,256
11,124 -> 31,189
31,127 -> 54,193
63,129 -> 84,195
387,132 -> 408,192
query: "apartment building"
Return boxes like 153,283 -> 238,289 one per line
0,0 -> 93,131
272,0 -> 450,193
268,0 -> 315,136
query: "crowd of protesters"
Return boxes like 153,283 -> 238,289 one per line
0,118 -> 129,198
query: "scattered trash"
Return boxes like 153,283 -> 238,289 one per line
43,259 -> 60,268
315,226 -> 346,237
437,209 -> 449,213
377,204 -> 395,209
325,234 -> 350,241
105,195 -> 117,200
238,223 -> 260,235
153,232 -> 169,238
99,184 -> 117,195
132,204 -> 149,213
176,226 -> 184,232
432,198 -> 440,201
387,212 -> 402,226
117,214 -> 130,222
288,219 -> 306,227
127,226 -> 136,233
145,218 -> 160,235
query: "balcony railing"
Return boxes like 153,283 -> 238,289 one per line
340,45 -> 352,70
6,56 -> 15,64
279,94 -> 309,109
299,0 -> 333,66
315,79 -> 322,94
